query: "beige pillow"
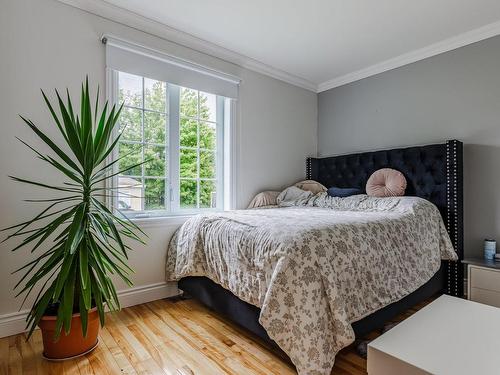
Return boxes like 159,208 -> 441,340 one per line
366,168 -> 407,197
247,191 -> 280,208
294,180 -> 327,195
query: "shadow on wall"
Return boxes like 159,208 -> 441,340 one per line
464,144 -> 500,257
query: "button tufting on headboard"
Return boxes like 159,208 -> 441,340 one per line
309,144 -> 451,217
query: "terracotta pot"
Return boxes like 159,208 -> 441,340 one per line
38,307 -> 100,360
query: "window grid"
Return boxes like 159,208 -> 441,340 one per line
179,89 -> 217,209
141,77 -> 145,211
114,71 -> 223,217
196,92 -> 200,208
120,105 -> 166,115
120,139 -> 167,148
117,75 -> 169,213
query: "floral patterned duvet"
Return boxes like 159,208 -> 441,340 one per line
166,194 -> 457,375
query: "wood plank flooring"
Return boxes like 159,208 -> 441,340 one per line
0,297 -> 431,375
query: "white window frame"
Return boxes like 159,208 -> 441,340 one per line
106,69 -> 231,219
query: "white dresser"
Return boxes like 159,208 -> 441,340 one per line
464,258 -> 500,307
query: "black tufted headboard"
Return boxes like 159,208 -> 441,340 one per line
306,140 -> 463,296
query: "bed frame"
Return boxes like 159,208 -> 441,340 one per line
178,140 -> 464,345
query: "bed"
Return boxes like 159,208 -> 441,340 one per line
167,140 -> 463,375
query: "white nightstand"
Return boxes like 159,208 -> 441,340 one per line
463,258 -> 500,308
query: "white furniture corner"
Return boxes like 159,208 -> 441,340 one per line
464,258 -> 500,307
368,295 -> 500,375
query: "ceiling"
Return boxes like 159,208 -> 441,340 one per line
71,0 -> 500,92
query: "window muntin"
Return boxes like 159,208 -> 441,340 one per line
179,88 -> 218,209
113,71 -> 224,217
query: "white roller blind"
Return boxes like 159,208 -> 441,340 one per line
103,35 -> 240,99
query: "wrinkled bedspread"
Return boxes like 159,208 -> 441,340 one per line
166,194 -> 457,375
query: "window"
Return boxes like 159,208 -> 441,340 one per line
103,36 -> 239,218
110,71 -> 227,218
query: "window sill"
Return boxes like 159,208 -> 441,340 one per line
120,209 -> 226,228
130,214 -> 195,228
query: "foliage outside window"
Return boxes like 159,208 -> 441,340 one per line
112,71 -> 224,217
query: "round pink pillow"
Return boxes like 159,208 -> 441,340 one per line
366,168 -> 407,197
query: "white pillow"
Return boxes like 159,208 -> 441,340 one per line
276,186 -> 313,207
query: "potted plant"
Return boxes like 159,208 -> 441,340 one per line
2,78 -> 145,359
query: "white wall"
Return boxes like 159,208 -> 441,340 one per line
0,0 -> 317,336
318,34 -> 500,259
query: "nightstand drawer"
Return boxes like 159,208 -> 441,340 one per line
470,266 -> 500,293
469,287 -> 500,308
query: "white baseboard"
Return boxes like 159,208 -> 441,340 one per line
117,281 -> 179,309
0,310 -> 30,339
0,281 -> 180,338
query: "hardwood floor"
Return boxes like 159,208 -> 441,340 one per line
0,297 -> 431,375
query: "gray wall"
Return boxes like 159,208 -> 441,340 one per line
0,0 -> 317,324
318,35 -> 500,258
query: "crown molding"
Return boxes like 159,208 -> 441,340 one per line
54,0 -> 318,92
53,0 -> 500,94
317,19 -> 500,92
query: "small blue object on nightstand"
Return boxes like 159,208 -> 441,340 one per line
484,239 -> 496,260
